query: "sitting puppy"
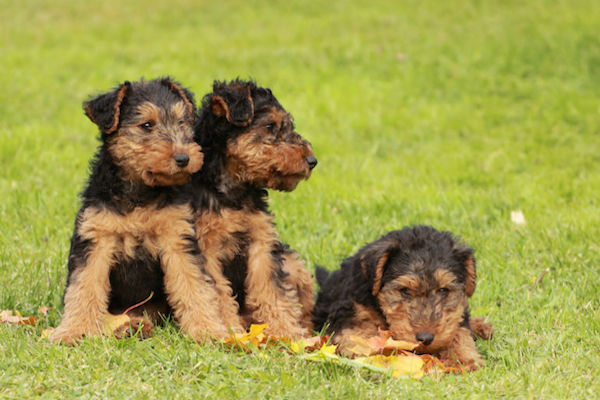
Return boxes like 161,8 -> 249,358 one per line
50,78 -> 228,344
189,79 -> 317,338
313,225 -> 487,370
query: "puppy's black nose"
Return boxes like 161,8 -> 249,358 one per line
174,153 -> 190,168
416,332 -> 434,346
306,155 -> 318,170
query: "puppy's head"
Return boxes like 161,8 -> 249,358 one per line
84,78 -> 203,186
358,226 -> 476,354
197,79 -> 316,191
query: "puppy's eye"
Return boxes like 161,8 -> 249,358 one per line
265,123 -> 275,132
140,122 -> 154,131
399,288 -> 412,299
437,288 -> 450,296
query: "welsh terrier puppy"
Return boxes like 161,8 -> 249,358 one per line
189,79 -> 317,338
50,78 -> 228,344
313,225 -> 490,370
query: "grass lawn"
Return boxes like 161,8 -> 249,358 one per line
1,0 -> 600,397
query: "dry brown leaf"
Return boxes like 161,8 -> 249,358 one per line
421,354 -> 464,374
290,335 -> 328,354
219,324 -> 463,379
37,306 -> 53,316
0,310 -> 37,325
347,328 -> 417,356
101,292 -> 155,338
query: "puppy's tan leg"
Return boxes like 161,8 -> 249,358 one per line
195,211 -> 246,334
200,248 -> 245,334
244,213 -> 305,338
281,251 -> 315,330
159,241 -> 228,341
156,206 -> 229,341
50,235 -> 117,344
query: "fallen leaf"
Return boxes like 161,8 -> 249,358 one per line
300,342 -> 340,362
511,210 -> 526,225
40,328 -> 55,340
37,306 -> 53,316
421,354 -> 464,374
354,354 -> 425,379
0,310 -> 37,325
347,329 -> 417,356
223,323 -> 269,351
102,313 -> 131,336
290,335 -> 325,354
101,292 -> 154,337
220,325 -> 462,380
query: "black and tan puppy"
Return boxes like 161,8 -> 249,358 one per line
313,225 -> 488,370
188,79 -> 317,338
50,78 -> 228,344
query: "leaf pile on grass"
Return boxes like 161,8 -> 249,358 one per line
11,306 -> 462,379
1,309 -> 37,325
0,307 -> 52,326
222,324 -> 463,379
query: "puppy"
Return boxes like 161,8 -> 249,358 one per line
313,225 -> 486,370
50,78 -> 228,344
189,79 -> 317,338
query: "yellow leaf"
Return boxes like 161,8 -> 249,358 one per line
247,323 -> 267,344
347,335 -> 373,356
320,343 -> 337,355
102,313 -> 131,336
41,328 -> 55,340
248,323 -> 267,335
354,354 -> 425,379
290,341 -> 303,354
223,324 -> 269,350
290,336 -> 323,354
387,355 -> 425,379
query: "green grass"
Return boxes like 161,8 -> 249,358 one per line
1,0 -> 600,398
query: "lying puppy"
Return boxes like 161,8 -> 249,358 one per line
313,225 -> 489,370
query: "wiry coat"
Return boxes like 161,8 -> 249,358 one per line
313,225 -> 486,370
51,78 -> 229,344
187,79 -> 317,337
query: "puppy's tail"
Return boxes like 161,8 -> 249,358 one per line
315,265 -> 330,287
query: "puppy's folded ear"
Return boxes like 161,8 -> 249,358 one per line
210,81 -> 254,127
160,77 -> 196,118
358,238 -> 399,296
454,244 -> 476,297
83,82 -> 130,134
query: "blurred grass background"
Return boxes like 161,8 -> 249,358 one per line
1,0 -> 599,398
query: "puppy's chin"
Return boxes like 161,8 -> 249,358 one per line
264,172 -> 311,192
414,343 -> 438,355
142,171 -> 191,186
